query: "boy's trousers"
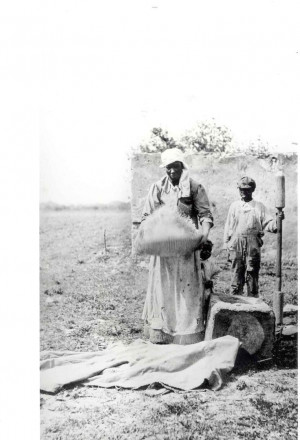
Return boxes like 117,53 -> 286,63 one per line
228,234 -> 262,297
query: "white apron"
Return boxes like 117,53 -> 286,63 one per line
142,176 -> 206,344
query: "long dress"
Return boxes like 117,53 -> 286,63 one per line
141,170 -> 214,344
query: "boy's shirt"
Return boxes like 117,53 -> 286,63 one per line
224,199 -> 277,248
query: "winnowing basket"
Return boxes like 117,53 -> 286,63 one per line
134,206 -> 202,257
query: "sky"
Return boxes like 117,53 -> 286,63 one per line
40,0 -> 300,205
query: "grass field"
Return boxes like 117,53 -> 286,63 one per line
40,209 -> 297,440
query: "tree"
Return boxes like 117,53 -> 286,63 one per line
138,128 -> 184,153
243,138 -> 272,158
180,120 -> 233,153
137,120 -> 233,154
136,120 -> 273,158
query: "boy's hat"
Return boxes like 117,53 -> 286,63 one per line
237,176 -> 256,191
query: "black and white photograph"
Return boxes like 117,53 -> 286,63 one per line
38,1 -> 298,439
2,1 -> 299,439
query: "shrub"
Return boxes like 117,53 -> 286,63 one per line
181,120 -> 233,153
136,120 -> 274,158
138,120 -> 233,154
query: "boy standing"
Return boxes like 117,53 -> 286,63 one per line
224,176 -> 278,297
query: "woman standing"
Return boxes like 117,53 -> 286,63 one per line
141,148 -> 213,344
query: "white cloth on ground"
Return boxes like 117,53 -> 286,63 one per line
40,336 -> 240,394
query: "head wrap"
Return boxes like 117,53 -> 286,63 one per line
159,148 -> 188,169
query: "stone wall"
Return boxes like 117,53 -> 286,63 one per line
131,153 -> 298,260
